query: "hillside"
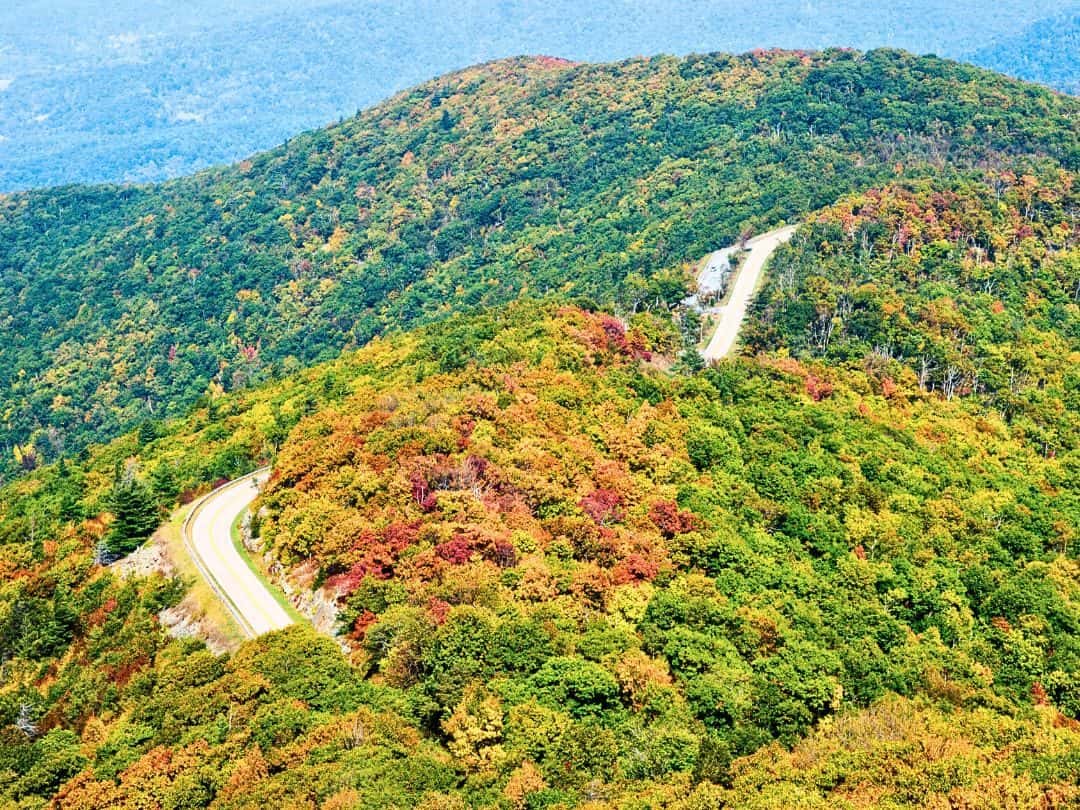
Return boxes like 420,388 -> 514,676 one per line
745,175 -> 1080,454
1,284 -> 1079,805
968,13 -> 1080,95
1,48 -> 1078,477
0,51 -> 1078,807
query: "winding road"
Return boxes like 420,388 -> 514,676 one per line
700,224 -> 797,361
179,227 -> 796,637
183,468 -> 294,638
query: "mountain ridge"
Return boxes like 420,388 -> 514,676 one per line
1,48 -> 1076,480
967,12 -> 1080,95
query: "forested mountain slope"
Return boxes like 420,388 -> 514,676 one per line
968,12 -> 1080,95
1,49 -> 1077,475
1,54 -> 1078,805
1,287 -> 1079,806
746,174 -> 1079,455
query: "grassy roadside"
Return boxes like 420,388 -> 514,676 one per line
229,509 -> 306,624
158,503 -> 247,649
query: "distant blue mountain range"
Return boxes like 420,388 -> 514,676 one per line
2,0 -> 1078,191
967,11 -> 1080,96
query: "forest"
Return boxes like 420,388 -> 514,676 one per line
968,12 -> 1080,96
3,0 -> 1076,191
745,173 -> 1079,456
0,48 -> 1077,808
1,48 -> 1078,478
1,276 -> 1078,805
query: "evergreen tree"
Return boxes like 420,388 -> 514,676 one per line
52,458 -> 85,524
149,462 -> 179,507
136,420 -> 159,447
105,462 -> 162,555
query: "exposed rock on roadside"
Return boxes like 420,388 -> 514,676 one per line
243,511 -> 343,644
111,533 -> 173,579
159,598 -> 233,655
280,558 -> 342,642
112,530 -> 236,655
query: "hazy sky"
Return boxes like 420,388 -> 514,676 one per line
5,0 -> 1079,61
2,0 -> 1077,189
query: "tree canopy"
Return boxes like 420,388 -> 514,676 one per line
1,48 -> 1077,476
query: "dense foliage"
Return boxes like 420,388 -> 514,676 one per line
2,48 -> 1078,474
0,51 -> 1078,809
746,172 -> 1079,454
2,294 -> 1079,806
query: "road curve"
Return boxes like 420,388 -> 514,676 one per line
183,468 -> 294,638
701,225 -> 797,361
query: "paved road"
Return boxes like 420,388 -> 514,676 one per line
695,245 -> 739,300
701,225 -> 797,361
184,469 -> 294,638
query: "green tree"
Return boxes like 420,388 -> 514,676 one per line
105,462 -> 162,555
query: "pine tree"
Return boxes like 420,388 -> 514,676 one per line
149,461 -> 179,506
53,458 -> 85,523
105,461 -> 162,555
136,419 -> 159,446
